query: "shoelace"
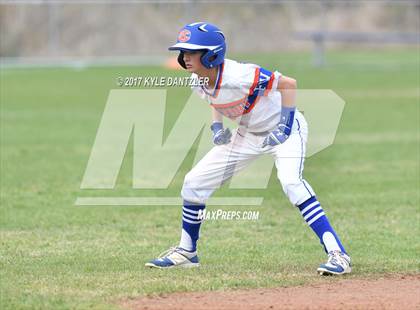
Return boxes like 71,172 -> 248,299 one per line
157,246 -> 178,259
327,251 -> 348,266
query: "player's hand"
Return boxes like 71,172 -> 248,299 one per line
262,124 -> 291,147
211,122 -> 232,145
262,106 -> 295,148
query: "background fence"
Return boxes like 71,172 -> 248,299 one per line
0,0 -> 419,66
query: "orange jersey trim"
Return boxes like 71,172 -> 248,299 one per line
248,68 -> 260,96
207,63 -> 224,99
209,67 -> 266,119
210,96 -> 260,119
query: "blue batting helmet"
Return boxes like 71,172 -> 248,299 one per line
168,22 -> 226,69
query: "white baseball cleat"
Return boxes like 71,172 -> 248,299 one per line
317,250 -> 352,275
145,247 -> 200,269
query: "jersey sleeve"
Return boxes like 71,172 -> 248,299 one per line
271,70 -> 282,93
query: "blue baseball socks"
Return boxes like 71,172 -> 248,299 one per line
179,197 -> 346,255
297,196 -> 347,254
179,200 -> 205,252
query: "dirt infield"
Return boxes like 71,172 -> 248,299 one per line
121,274 -> 420,310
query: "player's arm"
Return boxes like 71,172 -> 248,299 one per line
262,75 -> 297,147
210,106 -> 231,145
277,75 -> 297,108
211,106 -> 224,123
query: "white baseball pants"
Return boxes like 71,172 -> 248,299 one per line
181,111 -> 315,205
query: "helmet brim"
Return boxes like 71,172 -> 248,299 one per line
168,42 -> 219,51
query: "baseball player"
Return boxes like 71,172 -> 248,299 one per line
146,22 -> 351,275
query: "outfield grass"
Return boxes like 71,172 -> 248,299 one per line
1,50 -> 419,309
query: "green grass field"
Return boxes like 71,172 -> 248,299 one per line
1,50 -> 419,309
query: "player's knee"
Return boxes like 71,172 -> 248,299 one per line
183,171 -> 192,184
277,171 -> 300,189
182,171 -> 198,189
279,178 -> 315,205
280,182 -> 299,196
278,175 -> 306,204
181,172 -> 201,204
182,171 -> 195,192
282,183 -> 305,205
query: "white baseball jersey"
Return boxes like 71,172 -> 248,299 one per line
182,59 -> 315,207
191,59 -> 283,133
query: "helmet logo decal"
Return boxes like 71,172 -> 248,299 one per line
178,29 -> 191,42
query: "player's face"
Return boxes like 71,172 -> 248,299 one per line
183,51 -> 205,73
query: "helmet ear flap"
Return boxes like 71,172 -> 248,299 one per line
200,50 -> 218,68
200,44 -> 225,69
177,52 -> 187,69
200,50 -> 211,68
